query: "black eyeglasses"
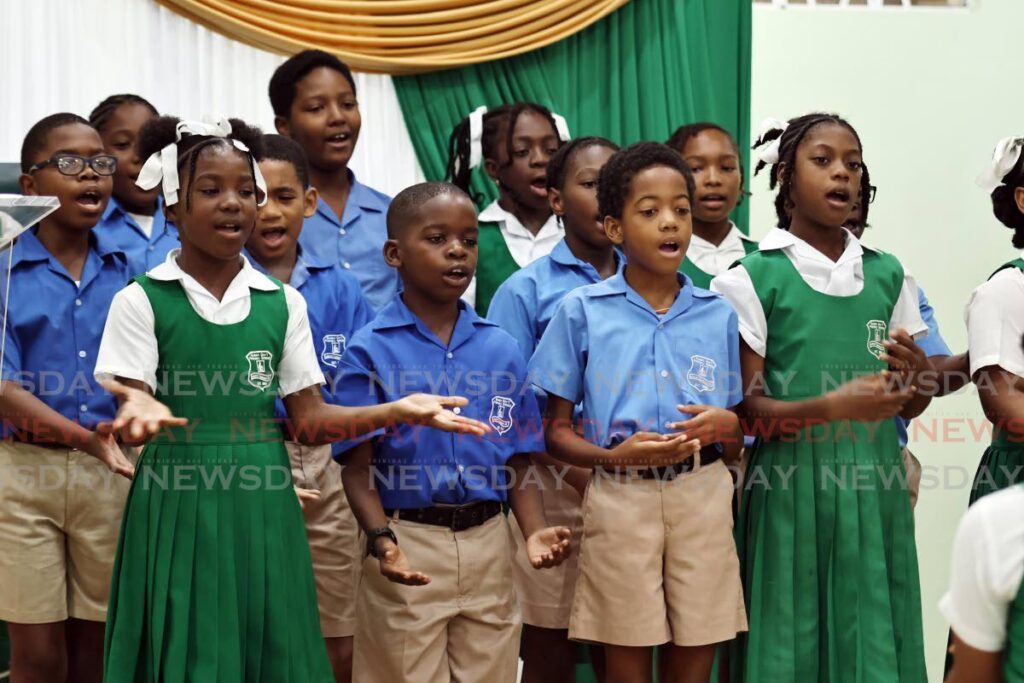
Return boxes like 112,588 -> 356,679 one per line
28,154 -> 117,176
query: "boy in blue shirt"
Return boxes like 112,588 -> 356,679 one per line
530,143 -> 747,682
0,113 -> 137,683
335,182 -> 572,683
269,49 -> 398,311
244,134 -> 372,682
89,94 -> 179,268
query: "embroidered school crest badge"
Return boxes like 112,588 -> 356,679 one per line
321,333 -> 346,368
244,350 -> 275,391
866,320 -> 887,359
489,396 -> 515,435
686,355 -> 717,393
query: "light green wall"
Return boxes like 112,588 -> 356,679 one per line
750,2 -> 1023,679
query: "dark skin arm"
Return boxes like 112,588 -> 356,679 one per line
879,329 -> 933,420
975,367 -> 1024,441
506,453 -> 572,568
738,342 -> 915,440
0,380 -> 135,477
945,634 -> 1002,683
530,448 -> 591,497
932,353 -> 971,397
543,395 -> 700,469
282,385 -> 488,445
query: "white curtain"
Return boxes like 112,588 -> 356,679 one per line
1,0 -> 425,196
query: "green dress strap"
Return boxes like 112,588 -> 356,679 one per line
475,220 -> 520,315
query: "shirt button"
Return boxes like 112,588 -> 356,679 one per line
75,299 -> 82,307
453,406 -> 461,415
658,323 -> 664,330
665,421 -> 673,429
79,404 -> 88,413
78,350 -> 87,358
457,464 -> 465,473
446,352 -> 454,359
148,246 -> 155,252
660,369 -> 669,378
343,261 -> 351,269
338,228 -> 347,236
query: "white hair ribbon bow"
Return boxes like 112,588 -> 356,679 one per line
976,136 -> 1024,194
753,117 -> 790,166
136,115 -> 267,207
551,113 -> 571,142
467,105 -> 489,171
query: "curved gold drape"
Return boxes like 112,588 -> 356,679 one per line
155,0 -> 630,75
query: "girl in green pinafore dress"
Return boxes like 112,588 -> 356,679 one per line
966,136 -> 1024,505
93,116 -> 488,683
940,484 -> 1024,683
445,102 -> 569,314
666,122 -> 758,290
712,114 -> 932,682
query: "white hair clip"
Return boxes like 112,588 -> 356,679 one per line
466,105 -> 489,172
753,117 -> 790,166
136,115 -> 267,207
551,113 -> 571,142
976,136 -> 1024,194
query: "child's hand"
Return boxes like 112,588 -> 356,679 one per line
84,432 -> 135,480
526,526 -> 572,569
97,379 -> 188,442
611,431 -> 701,467
294,486 -> 320,509
668,405 -> 741,449
880,328 -> 934,385
391,394 -> 490,436
826,371 -> 915,422
377,539 -> 431,586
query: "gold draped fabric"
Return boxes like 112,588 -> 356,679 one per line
156,0 -> 630,74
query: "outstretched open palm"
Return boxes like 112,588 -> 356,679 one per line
97,379 -> 189,442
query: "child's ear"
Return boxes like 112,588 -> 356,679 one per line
483,157 -> 500,182
303,186 -> 319,219
383,238 -> 402,268
549,187 -> 564,217
1014,186 -> 1024,216
18,173 -> 37,196
604,215 -> 624,245
165,200 -> 180,227
274,116 -> 290,137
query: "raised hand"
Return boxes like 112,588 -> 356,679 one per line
610,431 -> 701,468
84,431 -> 135,480
826,371 -> 915,422
526,526 -> 572,569
880,328 -> 934,385
377,539 -> 431,586
391,394 -> 490,436
97,379 -> 188,443
668,404 -> 742,449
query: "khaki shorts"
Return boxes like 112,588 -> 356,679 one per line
0,440 -> 134,623
510,466 -> 584,629
286,441 -> 361,638
353,513 -> 521,683
569,459 -> 747,647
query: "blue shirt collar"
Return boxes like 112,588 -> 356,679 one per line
314,171 -> 389,226
372,295 -> 497,350
11,227 -> 125,268
102,195 -> 166,226
585,269 -> 696,322
243,243 -> 332,289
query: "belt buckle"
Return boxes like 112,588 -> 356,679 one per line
450,505 -> 467,532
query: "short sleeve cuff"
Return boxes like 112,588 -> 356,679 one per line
939,594 -> 1005,653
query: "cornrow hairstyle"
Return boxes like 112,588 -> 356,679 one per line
88,94 -> 159,133
666,122 -> 749,205
269,49 -> 356,118
445,101 -> 563,199
990,150 -> 1024,248
597,142 -> 696,220
262,134 -> 311,188
859,161 -> 873,229
20,113 -> 91,173
753,112 -> 863,230
546,136 -> 619,190
137,116 -> 265,211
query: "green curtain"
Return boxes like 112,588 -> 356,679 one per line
393,0 -> 752,230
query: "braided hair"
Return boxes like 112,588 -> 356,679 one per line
137,116 -> 264,211
753,113 -> 863,230
445,102 -> 562,201
990,150 -> 1024,248
666,122 -> 748,205
88,94 -> 158,133
546,136 -> 619,190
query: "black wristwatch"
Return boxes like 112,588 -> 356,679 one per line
367,526 -> 398,558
